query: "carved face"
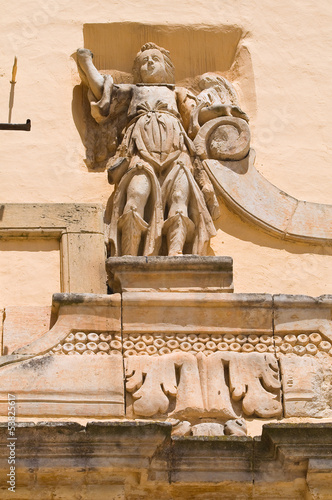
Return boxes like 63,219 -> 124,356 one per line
138,49 -> 167,83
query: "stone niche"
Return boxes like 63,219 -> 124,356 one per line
82,22 -> 246,86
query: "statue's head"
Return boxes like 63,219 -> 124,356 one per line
198,72 -> 238,105
199,73 -> 226,91
132,43 -> 175,84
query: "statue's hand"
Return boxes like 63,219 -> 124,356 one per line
77,48 -> 94,64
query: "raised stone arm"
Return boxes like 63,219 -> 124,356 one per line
76,48 -> 110,102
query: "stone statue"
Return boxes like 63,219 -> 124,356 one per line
76,43 -> 249,256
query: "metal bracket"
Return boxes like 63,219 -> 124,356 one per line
0,119 -> 31,131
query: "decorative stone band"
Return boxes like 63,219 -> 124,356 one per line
0,291 -> 330,422
276,333 -> 332,357
204,149 -> 332,244
51,331 -> 122,356
44,330 -> 332,358
123,332 -> 275,357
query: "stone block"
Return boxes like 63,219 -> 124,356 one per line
0,294 -> 123,418
61,232 -> 107,294
274,295 -> 332,418
0,354 -> 124,417
122,292 -> 273,335
3,306 -> 51,355
9,293 -> 121,358
279,354 -> 332,418
306,459 -> 332,500
169,436 -> 254,484
191,423 -> 225,436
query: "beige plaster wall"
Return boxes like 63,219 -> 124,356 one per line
0,0 -> 331,302
214,202 -> 332,295
0,239 -> 60,307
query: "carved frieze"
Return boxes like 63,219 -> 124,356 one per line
123,332 -> 275,357
0,283 -> 331,427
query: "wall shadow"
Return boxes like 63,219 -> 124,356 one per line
83,22 -> 243,80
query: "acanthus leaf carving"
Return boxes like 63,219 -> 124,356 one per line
228,352 -> 281,417
125,351 -> 281,419
126,355 -> 178,416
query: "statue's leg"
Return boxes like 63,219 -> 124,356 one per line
168,168 -> 190,219
124,171 -> 151,219
118,171 -> 151,256
165,168 -> 194,256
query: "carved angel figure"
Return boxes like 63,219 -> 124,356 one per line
76,43 -> 247,256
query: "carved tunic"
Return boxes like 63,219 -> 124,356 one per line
125,86 -> 187,173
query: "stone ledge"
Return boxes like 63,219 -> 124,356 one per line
1,421 -> 331,478
1,422 -> 331,498
0,203 -> 105,234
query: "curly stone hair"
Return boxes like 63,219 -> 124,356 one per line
132,42 -> 175,84
198,73 -> 239,106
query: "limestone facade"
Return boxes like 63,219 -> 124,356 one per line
1,2 -> 332,498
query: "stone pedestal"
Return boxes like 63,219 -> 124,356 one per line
106,255 -> 234,293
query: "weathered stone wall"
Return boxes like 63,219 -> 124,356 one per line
1,421 -> 332,500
